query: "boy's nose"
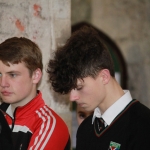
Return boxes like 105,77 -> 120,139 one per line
0,76 -> 9,88
69,89 -> 79,102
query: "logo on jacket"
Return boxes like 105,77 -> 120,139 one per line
108,141 -> 121,150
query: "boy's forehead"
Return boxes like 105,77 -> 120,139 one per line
7,61 -> 26,67
0,61 -> 27,70
77,78 -> 84,85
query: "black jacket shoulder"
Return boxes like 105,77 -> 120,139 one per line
0,107 -> 13,150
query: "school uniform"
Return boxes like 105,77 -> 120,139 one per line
76,91 -> 150,150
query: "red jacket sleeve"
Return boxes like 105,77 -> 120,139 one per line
27,106 -> 70,150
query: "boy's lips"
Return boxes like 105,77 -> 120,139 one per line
78,103 -> 85,107
1,91 -> 12,96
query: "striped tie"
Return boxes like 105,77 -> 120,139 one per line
94,117 -> 105,136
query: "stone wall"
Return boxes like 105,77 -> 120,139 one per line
0,0 -> 72,133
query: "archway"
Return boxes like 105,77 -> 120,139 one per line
72,22 -> 128,88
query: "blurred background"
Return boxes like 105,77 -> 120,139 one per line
71,0 -> 150,107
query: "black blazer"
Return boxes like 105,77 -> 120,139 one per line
0,110 -> 13,150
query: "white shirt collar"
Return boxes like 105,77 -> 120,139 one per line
92,90 -> 132,125
6,105 -> 14,118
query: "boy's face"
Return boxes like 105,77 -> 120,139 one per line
76,104 -> 93,125
69,70 -> 108,112
0,60 -> 39,107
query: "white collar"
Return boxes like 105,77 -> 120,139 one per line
6,105 -> 14,118
92,90 -> 132,125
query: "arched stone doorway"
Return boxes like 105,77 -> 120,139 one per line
72,22 -> 128,88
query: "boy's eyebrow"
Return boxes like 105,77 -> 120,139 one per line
6,71 -> 21,74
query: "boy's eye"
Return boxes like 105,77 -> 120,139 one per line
78,113 -> 86,119
76,86 -> 83,90
10,73 -> 17,77
0,73 -> 2,77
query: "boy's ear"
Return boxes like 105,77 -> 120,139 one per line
99,69 -> 111,84
32,68 -> 42,84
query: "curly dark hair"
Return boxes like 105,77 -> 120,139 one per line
47,26 -> 114,94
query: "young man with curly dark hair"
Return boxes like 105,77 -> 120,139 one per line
47,26 -> 150,150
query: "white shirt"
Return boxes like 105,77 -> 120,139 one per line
92,90 -> 132,126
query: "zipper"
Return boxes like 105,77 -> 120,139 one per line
11,107 -> 17,131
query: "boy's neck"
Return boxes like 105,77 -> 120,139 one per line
10,90 -> 38,113
99,78 -> 124,114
